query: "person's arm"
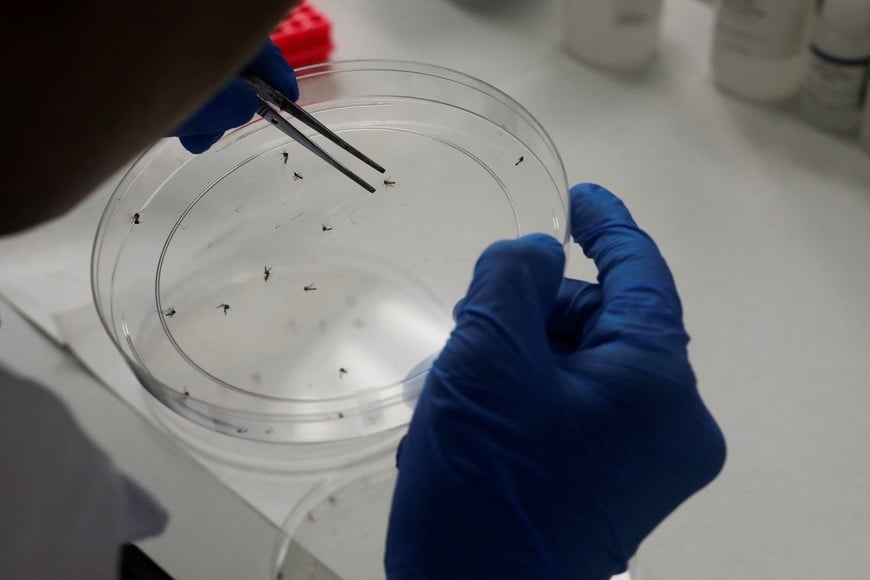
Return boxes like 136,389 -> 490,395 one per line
1,0 -> 298,234
0,366 -> 168,578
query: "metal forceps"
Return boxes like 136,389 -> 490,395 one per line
244,75 -> 385,193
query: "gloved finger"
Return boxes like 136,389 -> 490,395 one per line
174,78 -> 259,140
451,297 -> 465,322
394,434 -> 407,468
455,278 -> 603,345
244,40 -> 299,101
178,132 -> 223,154
436,233 -> 565,381
546,278 -> 602,348
570,183 -> 684,332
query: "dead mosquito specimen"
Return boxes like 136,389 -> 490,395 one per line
293,172 -> 304,181
131,213 -> 141,224
338,367 -> 349,377
281,150 -> 289,165
383,177 -> 396,187
304,283 -> 317,292
321,223 -> 333,232
337,412 -> 345,419
515,156 -> 524,166
162,307 -> 176,318
264,266 -> 272,282
217,303 -> 231,315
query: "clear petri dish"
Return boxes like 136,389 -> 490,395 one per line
275,463 -> 639,580
92,60 -> 568,446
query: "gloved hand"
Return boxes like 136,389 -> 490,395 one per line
172,40 -> 298,153
385,183 -> 726,579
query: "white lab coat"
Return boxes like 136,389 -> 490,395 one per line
0,366 -> 167,579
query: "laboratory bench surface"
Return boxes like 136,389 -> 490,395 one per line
2,1 -> 870,578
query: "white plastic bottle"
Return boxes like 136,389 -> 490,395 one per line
711,0 -> 813,101
562,0 -> 665,72
800,0 -> 870,133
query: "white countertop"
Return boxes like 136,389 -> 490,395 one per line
2,0 -> 869,578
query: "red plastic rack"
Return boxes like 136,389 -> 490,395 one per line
270,1 -> 334,69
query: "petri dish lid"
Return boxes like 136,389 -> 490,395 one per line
92,60 -> 568,445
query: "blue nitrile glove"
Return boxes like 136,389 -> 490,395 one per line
173,40 -> 298,153
385,183 -> 726,579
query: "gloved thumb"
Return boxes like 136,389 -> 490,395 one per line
435,233 -> 565,382
244,40 -> 299,102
